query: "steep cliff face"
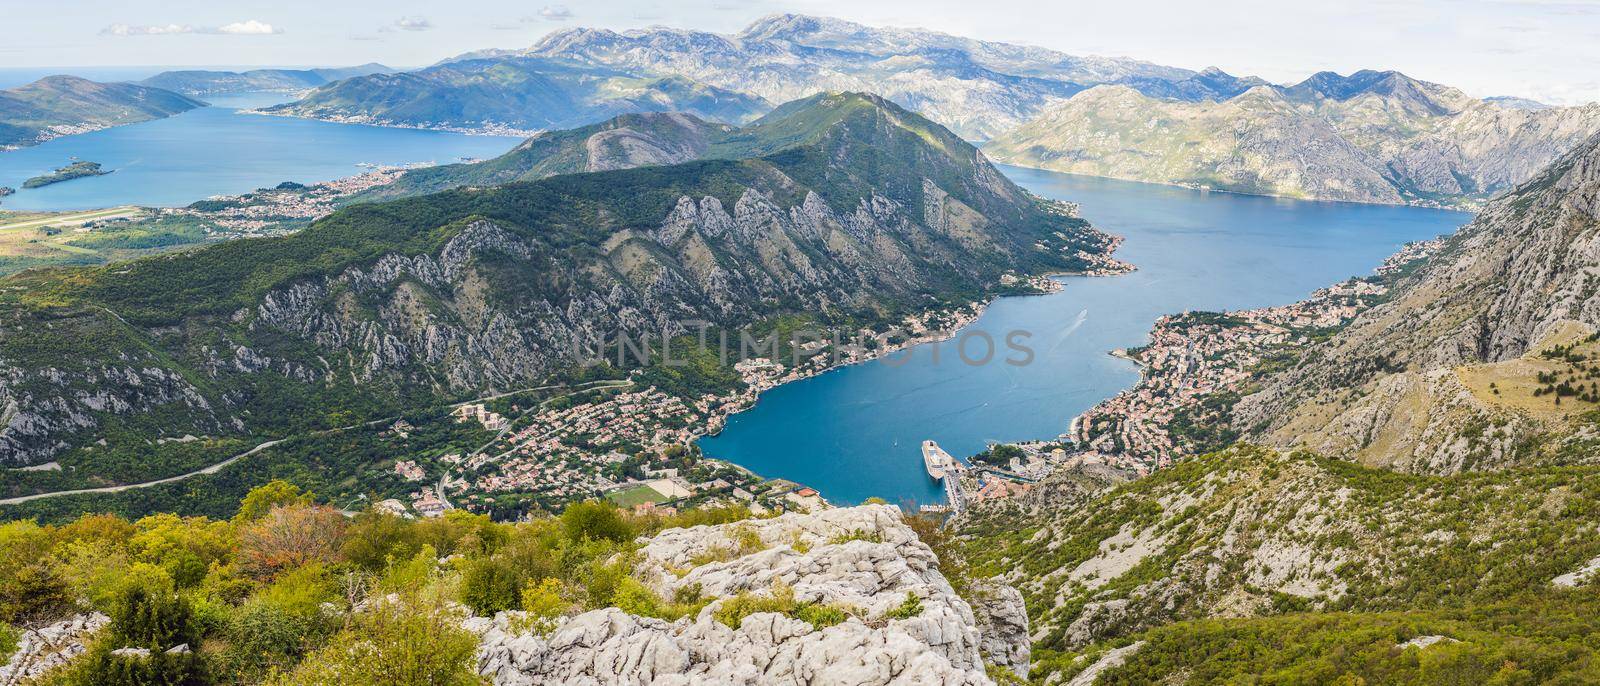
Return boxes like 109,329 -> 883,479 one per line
467,505 -> 1028,684
1235,133 -> 1600,472
986,72 -> 1600,207
0,94 -> 1117,478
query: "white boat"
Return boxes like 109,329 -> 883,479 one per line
922,440 -> 954,480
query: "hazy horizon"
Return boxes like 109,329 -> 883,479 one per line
5,0 -> 1599,106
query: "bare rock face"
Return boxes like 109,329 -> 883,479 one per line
467,505 -> 1024,685
985,77 -> 1600,208
967,578 -> 1030,678
0,612 -> 109,682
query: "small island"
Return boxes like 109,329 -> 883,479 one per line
0,186 -> 14,197
23,161 -> 111,189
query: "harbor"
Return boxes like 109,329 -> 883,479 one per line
921,440 -> 968,515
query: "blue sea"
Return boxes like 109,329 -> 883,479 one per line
698,168 -> 1472,506
0,92 -> 518,211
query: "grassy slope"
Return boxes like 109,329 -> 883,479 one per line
959,444 -> 1600,683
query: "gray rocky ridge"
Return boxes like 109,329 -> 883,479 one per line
466,505 -> 1027,685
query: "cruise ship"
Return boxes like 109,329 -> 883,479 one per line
922,440 -> 959,480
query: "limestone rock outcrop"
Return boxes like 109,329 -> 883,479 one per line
466,505 -> 1025,685
0,612 -> 108,683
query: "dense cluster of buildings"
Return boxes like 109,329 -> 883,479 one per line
169,165 -> 418,235
1074,278 -> 1390,469
388,303 -> 1021,518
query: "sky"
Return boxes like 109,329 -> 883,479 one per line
4,0 -> 1599,105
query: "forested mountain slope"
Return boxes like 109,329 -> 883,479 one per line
0,93 -> 1117,491
0,76 -> 202,149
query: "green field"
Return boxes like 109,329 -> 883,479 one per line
607,484 -> 669,508
0,206 -> 210,274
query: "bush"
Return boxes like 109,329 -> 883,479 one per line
884,592 -> 924,620
266,593 -> 481,686
107,584 -> 200,650
517,578 -> 569,636
238,505 -> 347,577
60,642 -> 209,686
343,511 -> 421,572
459,556 -> 521,615
218,601 -> 319,679
561,502 -> 633,543
711,580 -> 850,630
0,562 -> 75,624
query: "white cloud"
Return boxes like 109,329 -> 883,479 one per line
100,19 -> 281,36
100,23 -> 196,36
216,20 -> 282,35
393,16 -> 433,31
538,6 -> 574,21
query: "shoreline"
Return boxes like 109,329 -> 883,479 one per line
690,248 -> 1137,501
991,160 -> 1482,212
240,108 -> 540,138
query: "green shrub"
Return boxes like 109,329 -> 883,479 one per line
0,562 -> 75,624
828,529 -> 883,545
793,603 -> 848,629
515,578 -> 569,636
0,623 -> 18,664
459,556 -> 522,615
561,502 -> 634,543
107,585 -> 200,651
885,592 -> 923,620
266,593 -> 481,686
59,641 -> 209,686
711,581 -> 850,630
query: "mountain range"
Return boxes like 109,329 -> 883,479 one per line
265,14 -> 1264,142
260,56 -> 770,134
243,14 -> 1600,209
985,71 -> 1600,207
0,75 -> 202,149
0,93 -> 1117,489
139,63 -> 395,95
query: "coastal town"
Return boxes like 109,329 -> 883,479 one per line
373,298 -> 1037,520
169,163 -> 422,235
1071,273 -> 1397,470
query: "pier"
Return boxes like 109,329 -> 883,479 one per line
921,440 -> 967,516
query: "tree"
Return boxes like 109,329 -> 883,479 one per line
560,501 -> 633,543
458,557 -> 520,615
238,505 -> 346,577
235,481 -> 311,523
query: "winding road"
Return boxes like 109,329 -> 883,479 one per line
0,378 -> 634,507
